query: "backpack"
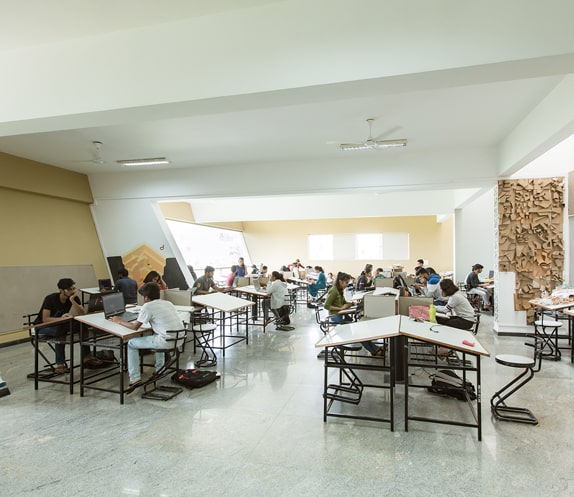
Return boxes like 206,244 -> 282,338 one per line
427,369 -> 477,401
171,369 -> 220,389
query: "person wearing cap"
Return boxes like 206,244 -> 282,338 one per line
425,268 -> 448,305
193,266 -> 226,295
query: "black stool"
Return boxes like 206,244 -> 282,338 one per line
533,317 -> 563,360
490,341 -> 542,425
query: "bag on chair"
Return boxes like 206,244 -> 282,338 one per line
171,369 -> 219,389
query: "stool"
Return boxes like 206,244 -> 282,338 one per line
533,318 -> 562,360
490,346 -> 542,425
191,322 -> 218,368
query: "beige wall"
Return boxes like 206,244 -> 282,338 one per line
0,154 -> 107,341
159,201 -> 454,276
243,216 -> 453,277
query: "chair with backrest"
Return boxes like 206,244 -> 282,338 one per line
188,309 -> 218,367
140,328 -> 189,400
490,336 -> 543,424
24,312 -> 77,393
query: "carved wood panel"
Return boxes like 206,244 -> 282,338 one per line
498,178 -> 564,323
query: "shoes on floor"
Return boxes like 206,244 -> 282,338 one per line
54,364 -> 70,375
126,378 -> 142,394
83,356 -> 105,369
373,344 -> 387,357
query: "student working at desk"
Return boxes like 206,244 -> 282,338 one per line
465,263 -> 492,310
307,265 -> 326,307
34,278 -> 103,373
435,279 -> 475,330
356,264 -> 374,292
141,270 -> 168,290
264,271 -> 294,331
194,265 -> 227,294
324,272 -> 384,356
110,282 -> 183,389
114,268 -> 138,304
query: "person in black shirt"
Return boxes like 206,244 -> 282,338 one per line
34,278 -> 102,374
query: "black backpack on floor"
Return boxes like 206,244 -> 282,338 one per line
427,369 -> 477,401
171,369 -> 219,389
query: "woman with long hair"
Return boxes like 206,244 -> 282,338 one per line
324,272 -> 384,356
435,278 -> 475,330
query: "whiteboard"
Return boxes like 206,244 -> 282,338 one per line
0,265 -> 97,334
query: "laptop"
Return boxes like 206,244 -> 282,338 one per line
253,278 -> 266,291
102,292 -> 138,322
98,278 -> 113,291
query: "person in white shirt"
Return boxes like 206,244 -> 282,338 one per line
264,271 -> 293,331
435,279 -> 475,330
111,282 -> 183,389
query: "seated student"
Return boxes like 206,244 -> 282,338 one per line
260,265 -> 269,279
435,279 -> 475,330
324,272 -> 384,356
34,278 -> 102,374
114,268 -> 138,304
110,282 -> 183,389
193,265 -> 226,294
425,268 -> 447,305
264,271 -> 293,331
465,264 -> 492,310
374,267 -> 386,279
412,268 -> 429,295
226,265 -> 238,287
141,270 -> 168,290
250,264 -> 259,275
307,266 -> 326,306
235,257 -> 247,277
326,272 -> 334,285
356,264 -> 374,291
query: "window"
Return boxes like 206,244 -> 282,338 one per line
308,234 -> 333,260
356,233 -> 383,259
308,232 -> 409,261
165,220 -> 250,278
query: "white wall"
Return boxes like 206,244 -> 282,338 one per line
454,188 -> 495,282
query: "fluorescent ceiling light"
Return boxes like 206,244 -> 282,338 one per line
116,157 -> 170,167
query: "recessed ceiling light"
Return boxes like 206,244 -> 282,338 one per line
116,157 -> 170,167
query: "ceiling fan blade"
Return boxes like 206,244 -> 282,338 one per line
340,142 -> 372,151
374,139 -> 407,148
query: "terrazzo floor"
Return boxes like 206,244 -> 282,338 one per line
1,308 -> 573,497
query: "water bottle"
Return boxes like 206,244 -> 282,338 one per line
429,304 -> 437,323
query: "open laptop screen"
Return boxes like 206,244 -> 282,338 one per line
102,292 -> 125,318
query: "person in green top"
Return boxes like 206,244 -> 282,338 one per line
324,272 -> 354,323
324,272 -> 385,356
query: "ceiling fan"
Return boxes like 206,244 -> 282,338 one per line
88,140 -> 105,164
67,140 -> 105,164
340,118 -> 407,151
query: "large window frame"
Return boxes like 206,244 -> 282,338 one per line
165,220 -> 250,278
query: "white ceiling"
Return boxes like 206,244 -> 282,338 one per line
1,1 -> 573,222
